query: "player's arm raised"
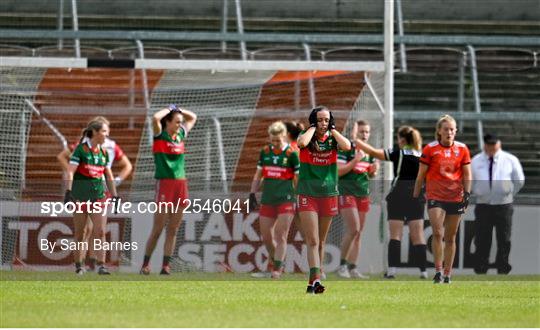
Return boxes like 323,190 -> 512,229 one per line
331,129 -> 351,151
180,108 -> 197,134
152,107 -> 172,135
297,126 -> 316,148
355,138 -> 385,160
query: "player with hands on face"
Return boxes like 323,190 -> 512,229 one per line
297,106 -> 351,294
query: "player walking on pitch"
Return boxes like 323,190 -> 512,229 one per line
414,115 -> 471,283
140,104 -> 197,275
297,106 -> 351,294
64,119 -> 118,275
249,121 -> 300,279
336,120 -> 378,279
355,125 -> 428,279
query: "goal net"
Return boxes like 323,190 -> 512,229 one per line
0,62 -> 387,275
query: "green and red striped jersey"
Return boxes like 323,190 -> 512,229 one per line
297,131 -> 339,197
338,145 -> 375,197
257,144 -> 299,205
153,127 -> 186,179
69,139 -> 110,201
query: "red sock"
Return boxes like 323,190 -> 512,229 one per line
443,267 -> 452,277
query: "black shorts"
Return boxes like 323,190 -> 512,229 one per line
427,199 -> 464,215
386,195 -> 425,222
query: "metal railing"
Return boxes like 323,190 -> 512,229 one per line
234,0 -> 247,61
303,43 -> 316,108
467,45 -> 484,150
24,99 -> 67,150
456,51 -> 466,133
56,0 -> 64,50
1,29 -> 539,46
70,0 -> 80,58
395,0 -> 407,72
212,117 -> 229,194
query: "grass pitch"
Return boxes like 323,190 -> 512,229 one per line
1,272 -> 539,327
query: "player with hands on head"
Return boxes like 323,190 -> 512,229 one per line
140,104 -> 197,275
297,106 -> 351,294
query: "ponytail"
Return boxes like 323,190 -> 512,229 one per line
398,125 -> 423,151
411,128 -> 422,151
79,120 -> 105,144
284,121 -> 304,140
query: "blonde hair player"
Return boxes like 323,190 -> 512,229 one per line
249,121 -> 300,279
414,115 -> 472,284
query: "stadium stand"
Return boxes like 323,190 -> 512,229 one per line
1,3 -> 539,204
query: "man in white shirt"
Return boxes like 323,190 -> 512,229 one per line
471,133 -> 525,274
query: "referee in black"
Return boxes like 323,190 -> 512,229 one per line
355,125 -> 427,279
471,133 -> 525,274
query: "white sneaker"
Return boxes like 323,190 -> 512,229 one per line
75,267 -> 85,276
320,271 -> 327,280
337,265 -> 351,278
251,271 -> 271,278
420,271 -> 428,279
350,269 -> 370,279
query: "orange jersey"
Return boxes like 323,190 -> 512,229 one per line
420,140 -> 471,202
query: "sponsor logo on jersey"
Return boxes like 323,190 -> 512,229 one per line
262,166 -> 294,180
